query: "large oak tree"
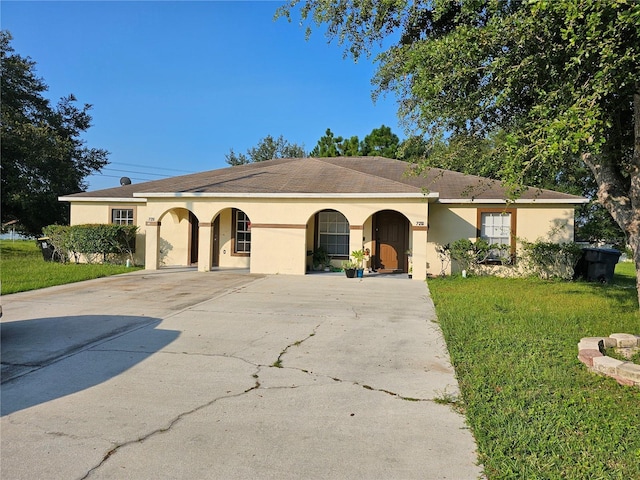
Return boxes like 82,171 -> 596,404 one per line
1,31 -> 109,236
277,0 -> 640,306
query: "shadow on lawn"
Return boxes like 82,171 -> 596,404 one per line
563,273 -> 639,309
1,315 -> 179,416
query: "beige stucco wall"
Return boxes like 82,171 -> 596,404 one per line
66,196 -> 575,280
143,196 -> 430,276
159,208 -> 191,266
69,201 -> 147,265
251,226 -> 307,275
425,203 -> 576,276
216,208 -> 251,269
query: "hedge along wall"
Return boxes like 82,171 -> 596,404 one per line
43,224 -> 138,265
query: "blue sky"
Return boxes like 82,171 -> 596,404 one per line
2,1 -> 402,191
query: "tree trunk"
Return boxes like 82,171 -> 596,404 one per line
582,87 -> 640,308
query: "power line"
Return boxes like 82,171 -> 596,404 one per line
108,161 -> 194,174
102,168 -> 172,178
91,173 -> 154,182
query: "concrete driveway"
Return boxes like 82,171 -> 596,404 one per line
1,270 -> 482,479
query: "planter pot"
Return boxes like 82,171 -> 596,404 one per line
345,268 -> 356,278
356,269 -> 364,278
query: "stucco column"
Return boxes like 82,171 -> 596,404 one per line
145,221 -> 161,270
198,222 -> 213,272
411,225 -> 428,280
350,225 -> 364,263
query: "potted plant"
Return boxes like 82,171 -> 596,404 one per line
312,246 -> 331,271
351,249 -> 366,278
342,260 -> 357,278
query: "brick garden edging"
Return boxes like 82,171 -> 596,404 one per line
578,333 -> 640,387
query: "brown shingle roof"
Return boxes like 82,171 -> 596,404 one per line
63,157 -> 584,202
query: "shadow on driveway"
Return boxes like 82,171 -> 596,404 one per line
1,315 -> 179,416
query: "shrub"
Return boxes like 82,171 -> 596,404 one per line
445,238 -> 511,275
519,240 -> 582,280
439,238 -> 580,280
43,224 -> 138,265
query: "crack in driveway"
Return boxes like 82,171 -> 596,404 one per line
81,369 -> 262,480
79,345 -> 436,478
271,323 -> 322,368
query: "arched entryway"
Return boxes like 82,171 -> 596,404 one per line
158,208 -> 199,267
305,208 -> 350,271
205,207 -> 251,270
372,210 -> 410,273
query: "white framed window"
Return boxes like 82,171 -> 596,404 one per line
111,208 -> 134,225
478,209 -> 516,260
233,209 -> 251,254
317,210 -> 349,256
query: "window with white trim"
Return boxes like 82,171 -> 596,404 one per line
317,210 -> 349,256
233,209 -> 251,254
111,208 -> 134,225
479,211 -> 513,260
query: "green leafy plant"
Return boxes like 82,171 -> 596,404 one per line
43,224 -> 138,265
341,260 -> 357,270
312,246 -> 330,269
519,240 -> 583,280
351,249 -> 366,269
447,238 -> 510,275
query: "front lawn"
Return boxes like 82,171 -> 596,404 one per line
428,264 -> 640,479
1,240 -> 141,295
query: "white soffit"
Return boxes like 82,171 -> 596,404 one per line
438,197 -> 589,204
58,196 -> 147,203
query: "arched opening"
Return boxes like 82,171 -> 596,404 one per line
208,207 -> 251,270
158,208 -> 199,267
372,210 -> 410,273
305,208 -> 350,271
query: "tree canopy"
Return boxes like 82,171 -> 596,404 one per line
225,134 -> 306,165
1,31 -> 109,236
310,125 -> 400,157
277,0 -> 640,305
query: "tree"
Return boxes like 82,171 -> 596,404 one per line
414,131 -> 625,245
310,125 -> 401,157
338,135 -> 361,156
1,31 -> 109,236
310,128 -> 346,157
224,148 -> 250,166
361,124 -> 399,158
225,134 -> 305,165
277,0 -> 640,307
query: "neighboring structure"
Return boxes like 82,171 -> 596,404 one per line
59,156 -> 586,279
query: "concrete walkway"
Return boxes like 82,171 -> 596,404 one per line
1,270 -> 482,479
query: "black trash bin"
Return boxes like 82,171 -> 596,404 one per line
37,237 -> 57,262
574,247 -> 621,283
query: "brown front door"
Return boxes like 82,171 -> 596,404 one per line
212,216 -> 220,267
374,210 -> 408,272
189,211 -> 199,265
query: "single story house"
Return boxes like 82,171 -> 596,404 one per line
59,156 -> 587,279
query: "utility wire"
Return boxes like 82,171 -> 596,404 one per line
102,168 -> 172,178
108,161 -> 194,174
90,173 -> 154,182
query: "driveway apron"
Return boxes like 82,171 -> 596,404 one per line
1,271 -> 482,479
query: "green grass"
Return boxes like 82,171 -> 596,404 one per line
1,240 -> 141,295
428,264 -> 640,480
